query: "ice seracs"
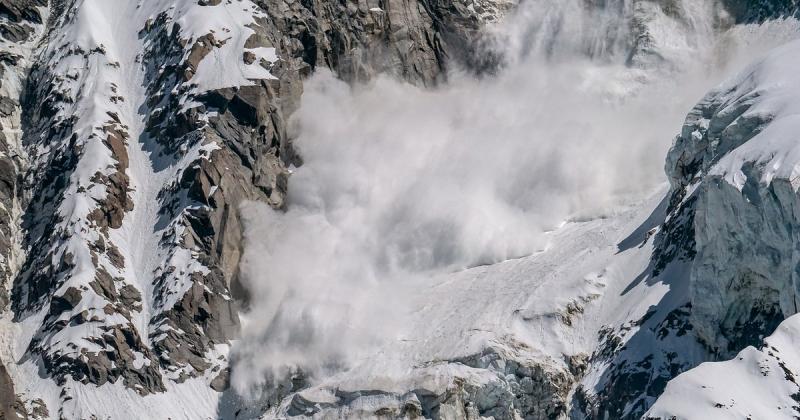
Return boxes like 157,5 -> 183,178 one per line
648,36 -> 800,420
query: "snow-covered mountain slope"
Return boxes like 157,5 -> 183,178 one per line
2,0 -> 800,419
1,1 -> 50,417
229,1 -> 800,420
0,0 -> 514,418
648,314 -> 800,419
236,186 -> 670,419
646,35 -> 800,420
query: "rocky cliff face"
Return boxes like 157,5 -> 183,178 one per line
723,0 -> 798,22
0,0 -> 514,418
2,0 -> 800,419
1,1 -> 47,419
645,36 -> 800,420
572,4 -> 800,419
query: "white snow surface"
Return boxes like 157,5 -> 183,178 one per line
3,0 -> 273,417
649,313 -> 800,419
176,0 -> 277,91
290,187 -> 667,394
647,38 -> 800,420
5,0 -> 800,418
232,0 -> 800,406
705,39 -> 800,189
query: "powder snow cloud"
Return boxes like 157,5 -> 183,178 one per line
229,0 -> 800,397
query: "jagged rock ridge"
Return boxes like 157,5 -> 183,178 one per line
0,0 -> 514,418
0,0 -> 799,419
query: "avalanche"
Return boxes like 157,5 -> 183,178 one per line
233,0 -> 800,418
2,0 -> 800,419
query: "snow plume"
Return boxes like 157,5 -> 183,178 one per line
230,0 -> 800,396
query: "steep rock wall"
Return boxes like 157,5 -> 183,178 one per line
1,0 -> 515,414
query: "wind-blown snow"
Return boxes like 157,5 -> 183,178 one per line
231,0 -> 800,398
242,185 -> 669,404
705,40 -> 800,189
5,0 -> 800,417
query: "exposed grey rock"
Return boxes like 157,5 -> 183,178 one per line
0,363 -> 25,420
573,4 -> 800,417
0,0 -> 45,23
662,75 -> 799,356
266,346 -> 577,420
131,0 -> 514,388
249,0 -> 512,87
0,0 -> 47,416
9,0 -> 798,417
26,399 -> 46,420
210,367 -> 231,392
0,0 -> 46,44
722,0 -> 799,22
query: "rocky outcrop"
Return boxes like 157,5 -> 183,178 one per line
249,0 -> 513,87
662,41 -> 800,357
0,363 -> 25,420
258,346 -> 579,420
131,0 -> 517,387
0,0 -> 46,43
0,0 -> 44,316
575,11 -> 800,419
0,1 -> 46,418
723,0 -> 799,22
3,0 -> 799,417
0,0 -> 516,410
